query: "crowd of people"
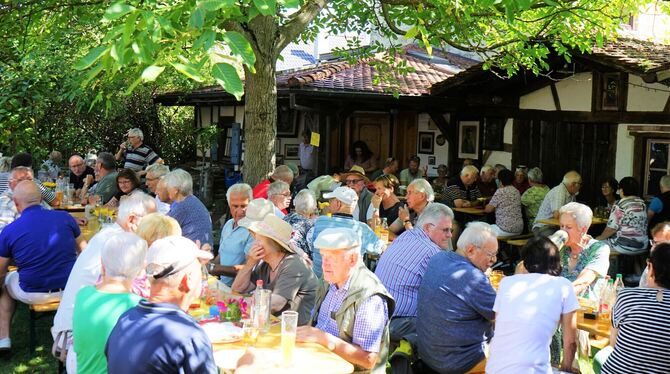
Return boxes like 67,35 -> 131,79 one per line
0,134 -> 667,373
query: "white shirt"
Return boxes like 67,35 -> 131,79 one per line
299,142 -> 316,170
155,195 -> 170,214
51,223 -> 125,339
486,273 -> 579,374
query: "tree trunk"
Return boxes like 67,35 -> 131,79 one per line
242,15 -> 279,187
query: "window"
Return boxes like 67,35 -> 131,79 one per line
644,139 -> 670,197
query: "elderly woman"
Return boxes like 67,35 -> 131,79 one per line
485,169 -> 524,237
105,168 -> 143,208
72,232 -> 146,374
597,177 -> 648,256
487,236 -> 578,374
521,167 -> 549,232
165,169 -> 214,247
368,174 -> 404,226
283,189 -> 317,259
513,167 -> 530,195
390,178 -> 434,234
268,180 -> 291,218
232,215 -> 318,326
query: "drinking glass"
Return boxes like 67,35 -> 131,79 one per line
281,311 -> 298,366
242,318 -> 259,347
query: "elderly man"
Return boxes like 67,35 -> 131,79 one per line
297,228 -> 395,374
145,163 -> 171,214
67,155 -> 95,191
82,152 -> 118,204
268,180 -> 291,217
640,221 -> 670,287
376,203 -> 453,342
0,167 -> 50,232
389,179 -> 434,234
477,165 -> 497,198
342,166 -> 373,223
164,169 -> 213,246
533,170 -> 582,234
417,222 -> 498,374
399,155 -> 424,187
51,193 -> 156,367
253,165 -> 294,199
444,165 -> 482,208
9,153 -> 57,206
0,181 -> 86,351
648,175 -> 670,230
114,128 -> 163,176
307,186 -> 384,278
105,236 -> 216,373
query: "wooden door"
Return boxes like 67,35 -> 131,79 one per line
347,113 -> 391,167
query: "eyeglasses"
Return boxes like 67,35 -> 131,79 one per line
345,179 -> 364,185
429,223 -> 453,234
481,248 -> 498,260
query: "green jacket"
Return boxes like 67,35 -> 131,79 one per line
312,263 -> 395,374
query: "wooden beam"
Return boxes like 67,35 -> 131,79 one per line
664,93 -> 670,113
550,83 -> 561,111
462,107 -> 670,124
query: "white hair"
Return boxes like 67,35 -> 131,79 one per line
10,166 -> 34,179
101,232 -> 148,280
457,221 -> 496,250
562,171 -> 581,184
461,165 -> 479,177
268,180 -> 290,197
559,202 -> 592,229
127,128 -> 144,141
408,178 -> 435,202
164,169 -> 193,195
271,165 -> 294,182
480,165 -> 493,175
146,164 -> 170,178
226,183 -> 252,202
660,175 -> 670,190
416,203 -> 453,228
294,189 -> 316,215
527,167 -> 543,183
117,192 -> 156,223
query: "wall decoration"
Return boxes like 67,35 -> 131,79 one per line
458,121 -> 479,159
284,144 -> 300,159
482,117 -> 505,150
428,156 -> 436,165
277,105 -> 298,137
418,132 -> 435,154
435,134 -> 446,146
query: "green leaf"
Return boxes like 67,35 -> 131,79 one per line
252,0 -> 276,16
81,63 -> 105,87
170,62 -> 205,82
222,31 -> 256,72
189,7 -> 205,29
123,11 -> 139,46
278,0 -> 300,8
125,76 -> 143,95
103,2 -> 136,21
194,30 -> 217,52
404,26 -> 419,40
212,63 -> 244,100
74,46 -> 109,70
198,0 -> 235,11
141,65 -> 165,81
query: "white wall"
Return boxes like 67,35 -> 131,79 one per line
519,73 -> 592,110
627,75 -> 670,111
416,113 -> 449,177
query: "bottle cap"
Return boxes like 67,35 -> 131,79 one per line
256,279 -> 263,287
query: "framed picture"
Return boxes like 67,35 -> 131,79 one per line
436,134 -> 446,146
284,144 -> 300,160
458,121 -> 479,159
428,156 -> 436,165
277,105 -> 298,137
601,73 -> 620,111
482,117 -> 505,150
418,132 -> 435,154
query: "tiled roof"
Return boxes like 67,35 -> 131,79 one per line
588,37 -> 670,73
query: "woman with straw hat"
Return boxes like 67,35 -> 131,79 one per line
232,214 -> 318,326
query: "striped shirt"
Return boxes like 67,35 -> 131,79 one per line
0,173 -> 9,195
375,228 -> 441,317
315,276 -> 388,352
601,288 -> 670,374
444,177 -> 481,208
123,143 -> 159,171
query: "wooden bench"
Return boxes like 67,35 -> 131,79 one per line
28,301 -> 60,352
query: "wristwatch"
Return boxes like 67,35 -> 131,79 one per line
207,262 -> 216,273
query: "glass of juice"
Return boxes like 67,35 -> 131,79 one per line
281,311 -> 298,366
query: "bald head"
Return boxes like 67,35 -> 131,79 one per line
13,180 -> 42,212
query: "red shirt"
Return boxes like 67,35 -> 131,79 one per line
252,179 -> 271,199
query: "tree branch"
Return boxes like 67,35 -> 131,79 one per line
277,0 -> 329,56
380,3 -> 407,35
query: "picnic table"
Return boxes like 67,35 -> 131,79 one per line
70,211 -> 102,241
537,217 -> 608,226
453,207 -> 487,216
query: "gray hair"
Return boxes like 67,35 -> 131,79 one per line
10,166 -> 34,179
409,178 -> 435,202
97,152 -> 116,171
101,232 -> 147,280
559,202 -> 592,229
480,165 -> 493,175
416,203 -> 454,228
527,167 -> 543,183
268,180 -> 290,197
226,183 -> 252,202
117,191 -> 156,223
164,169 -> 193,195
660,175 -> 670,190
127,128 -> 144,141
294,189 -> 316,215
461,165 -> 479,177
0,157 -> 12,172
271,165 -> 294,183
146,164 -> 170,178
457,221 -> 496,250
562,170 -> 581,185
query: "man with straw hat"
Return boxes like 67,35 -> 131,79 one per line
231,214 -> 318,325
297,227 -> 395,374
342,165 -> 373,223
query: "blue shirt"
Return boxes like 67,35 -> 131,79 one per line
0,205 -> 79,292
167,195 -> 213,246
375,228 -> 441,317
416,250 -> 496,374
105,300 -> 217,374
218,218 -> 253,286
649,196 -> 663,213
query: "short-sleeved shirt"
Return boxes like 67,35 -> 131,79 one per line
252,178 -> 272,199
521,185 -> 550,221
250,254 -> 318,326
417,250 -> 496,374
606,196 -> 648,254
648,196 -> 663,213
167,195 -> 213,247
365,200 -> 404,225
69,166 -> 96,190
486,274 -> 579,374
533,183 -> 575,228
218,219 -> 253,286
283,212 -> 315,258
0,205 -> 79,292
488,185 -> 524,234
444,176 -> 482,207
92,171 -> 119,204
123,143 -> 159,171
105,300 -> 217,374
399,168 -> 424,186
560,238 -> 610,288
73,286 -> 141,374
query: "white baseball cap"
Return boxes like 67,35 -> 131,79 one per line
314,228 -> 361,252
146,236 -> 213,280
323,186 -> 358,206
238,198 -> 275,228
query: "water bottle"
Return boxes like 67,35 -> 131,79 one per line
253,280 -> 271,333
614,273 -> 625,296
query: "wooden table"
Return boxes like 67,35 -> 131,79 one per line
576,310 -> 610,337
453,207 -> 487,216
69,211 -> 101,241
55,204 -> 85,212
212,323 -> 353,373
537,217 -> 608,226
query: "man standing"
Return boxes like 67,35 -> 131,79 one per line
417,222 -> 498,374
297,228 -> 395,374
0,181 -> 86,352
533,170 -> 582,234
105,236 -> 216,373
145,164 -> 171,214
114,128 -> 163,177
342,166 -> 373,223
376,203 -> 453,341
82,152 -> 118,204
399,156 -> 424,187
68,155 -> 96,191
298,129 -> 317,186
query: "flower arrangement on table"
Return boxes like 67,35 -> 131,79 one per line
217,297 -> 250,323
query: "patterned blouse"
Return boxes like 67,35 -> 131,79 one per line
560,238 -> 610,291
283,212 -> 315,259
488,185 -> 524,234
606,196 -> 648,255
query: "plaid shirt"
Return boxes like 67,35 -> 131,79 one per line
315,276 -> 388,352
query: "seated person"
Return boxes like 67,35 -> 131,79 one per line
81,152 -> 119,204
597,177 -> 648,256
165,169 -> 214,247
145,163 -> 171,214
399,155 -> 424,187
344,140 -> 378,174
267,180 -> 291,218
232,215 -> 318,325
0,167 -> 51,232
368,157 -> 399,181
0,181 -> 86,352
283,189 -> 317,259
520,167 -> 549,232
253,165 -> 294,199
105,168 -> 144,208
444,165 -> 481,208
513,167 -> 530,195
72,232 -> 146,373
484,169 -> 523,237
297,228 -> 394,373
367,174 -> 404,227
307,168 -> 342,199
68,155 -> 95,191
640,222 -> 670,287
532,170 -> 581,234
389,179 -> 433,234
477,165 -> 497,198
10,152 -> 58,206
648,176 -> 670,232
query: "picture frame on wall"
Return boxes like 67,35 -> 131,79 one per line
482,117 -> 505,151
277,105 -> 298,137
418,132 -> 435,154
284,144 -> 300,159
458,121 -> 479,159
428,156 -> 436,165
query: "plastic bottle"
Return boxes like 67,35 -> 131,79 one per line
380,218 -> 389,243
614,273 -> 625,296
598,278 -> 615,324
